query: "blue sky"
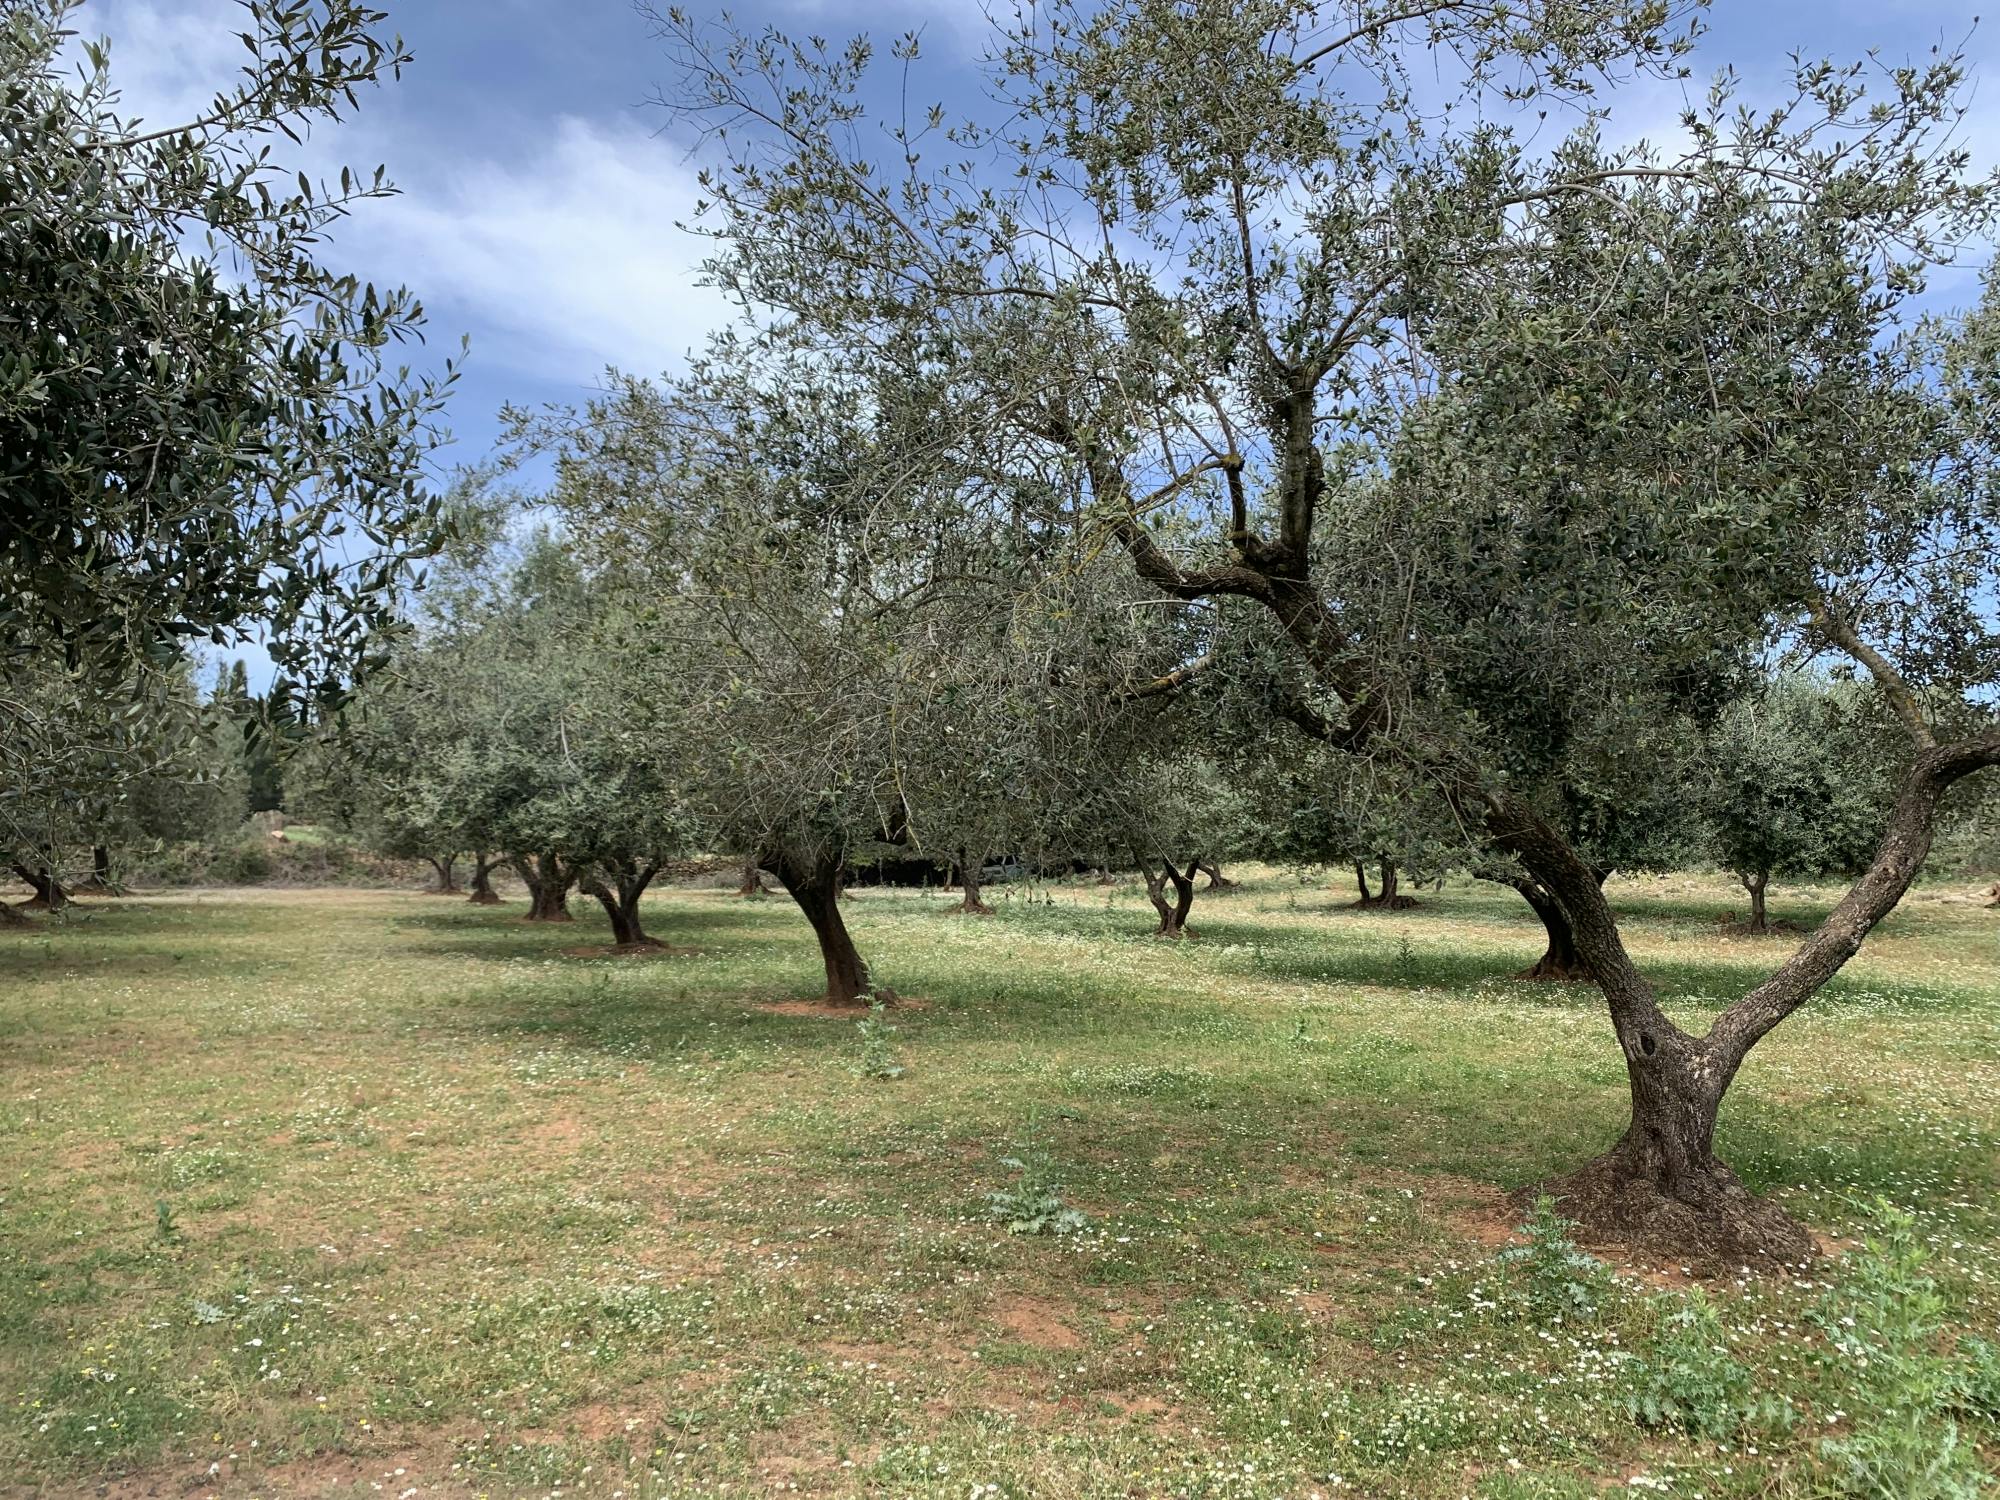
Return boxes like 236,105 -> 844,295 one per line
75,0 -> 2000,685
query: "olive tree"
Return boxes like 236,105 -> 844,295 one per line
1700,676 -> 1899,932
1,0 -> 455,896
661,0 -> 1999,1263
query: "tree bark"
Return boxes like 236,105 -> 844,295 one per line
12,864 -> 70,912
423,853 -> 462,895
1144,858 -> 1198,938
76,844 -> 115,894
771,848 -> 888,1005
1511,874 -> 1596,981
1740,870 -> 1769,933
1352,859 -> 1419,910
950,850 -> 993,915
1484,729 -> 2000,1266
467,852 -> 504,905
581,859 -> 661,949
513,852 -> 575,922
1195,859 -> 1237,890
733,858 -> 774,897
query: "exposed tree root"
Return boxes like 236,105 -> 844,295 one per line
1523,1148 -> 1816,1273
1515,952 -> 1591,982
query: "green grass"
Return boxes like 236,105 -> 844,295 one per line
2,868 -> 1996,1498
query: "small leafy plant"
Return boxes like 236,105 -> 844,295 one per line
1624,1288 -> 1757,1438
1495,1195 -> 1609,1323
1809,1199 -> 1996,1498
153,1199 -> 182,1246
853,999 -> 905,1080
985,1130 -> 1089,1236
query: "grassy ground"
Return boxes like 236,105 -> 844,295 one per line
2,868 -> 1996,1499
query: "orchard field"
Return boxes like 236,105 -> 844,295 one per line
4,868 -> 1997,1500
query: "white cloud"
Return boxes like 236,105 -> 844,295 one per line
351,115 -> 728,381
67,0 -> 729,386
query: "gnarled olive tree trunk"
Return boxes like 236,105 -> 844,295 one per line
11,864 -> 69,912
1738,869 -> 1770,932
770,848 -> 890,1005
1352,859 -> 1417,910
1509,871 -> 1604,981
467,852 -> 504,905
76,845 -> 115,894
513,852 -> 576,922
950,849 -> 993,915
423,853 -> 461,895
734,858 -> 775,897
1489,730 -> 2000,1266
580,859 -> 661,948
1195,859 -> 1237,890
1143,857 -> 1197,938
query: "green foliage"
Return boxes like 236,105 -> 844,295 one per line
0,0 -> 454,697
1622,1289 -> 1758,1439
1702,676 -> 1902,906
985,1131 -> 1090,1237
1494,1196 -> 1610,1324
1810,1200 -> 1997,1498
853,1001 -> 906,1081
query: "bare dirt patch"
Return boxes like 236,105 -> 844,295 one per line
991,1294 -> 1082,1349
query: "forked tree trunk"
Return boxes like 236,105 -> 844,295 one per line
951,850 -> 993,915
1486,729 -> 2000,1266
513,852 -> 576,922
1195,859 -> 1237,890
1512,874 -> 1596,981
423,853 -> 462,894
1353,859 -> 1418,910
1143,857 -> 1198,938
581,860 -> 661,949
467,852 -> 504,905
770,849 -> 888,1005
1740,870 -> 1770,933
12,864 -> 69,912
734,859 -> 774,897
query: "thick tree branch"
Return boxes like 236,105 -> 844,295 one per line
1809,599 -> 1936,750
1707,729 -> 2000,1062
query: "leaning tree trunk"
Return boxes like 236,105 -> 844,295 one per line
1143,858 -> 1198,938
1195,859 -> 1237,890
1352,861 -> 1372,903
951,850 -> 993,915
466,852 -> 504,905
581,861 -> 661,949
771,849 -> 889,1005
423,853 -> 462,895
1740,870 -> 1770,933
12,864 -> 69,912
514,853 -> 575,923
1485,728 -> 2000,1266
1512,875 -> 1593,981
